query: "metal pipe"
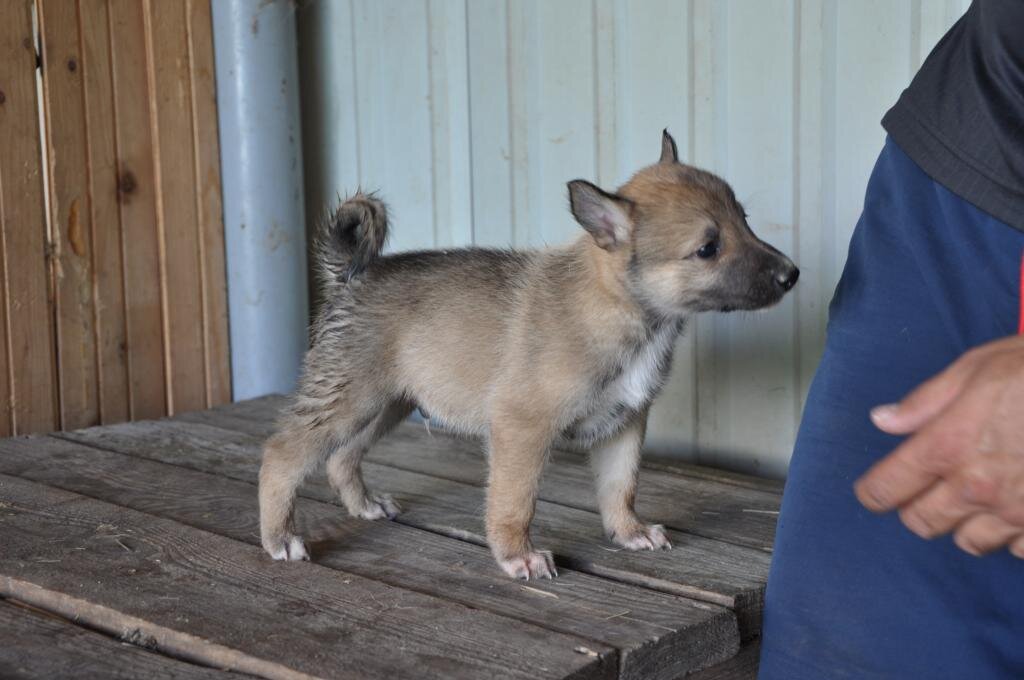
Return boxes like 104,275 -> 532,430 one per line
212,0 -> 308,400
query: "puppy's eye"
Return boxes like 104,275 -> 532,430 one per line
696,241 -> 719,259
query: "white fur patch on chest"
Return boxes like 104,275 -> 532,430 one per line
609,323 -> 679,411
563,322 -> 680,446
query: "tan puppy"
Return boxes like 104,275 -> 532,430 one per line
259,130 -> 798,579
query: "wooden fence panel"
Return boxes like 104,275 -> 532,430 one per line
146,0 -> 207,414
108,0 -> 168,420
40,0 -> 101,430
0,0 -> 59,436
0,0 -> 229,435
186,0 -> 230,408
81,0 -> 130,424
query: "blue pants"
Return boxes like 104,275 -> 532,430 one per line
759,138 -> 1024,679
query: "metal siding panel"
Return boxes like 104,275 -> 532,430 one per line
427,0 -> 473,248
534,0 -> 596,248
352,0 -> 435,252
634,0 -> 698,458
304,0 -> 966,478
466,0 -> 513,248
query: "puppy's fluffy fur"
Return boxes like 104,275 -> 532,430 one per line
259,131 -> 798,578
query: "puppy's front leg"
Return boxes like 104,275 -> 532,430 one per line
486,417 -> 557,579
589,411 -> 671,551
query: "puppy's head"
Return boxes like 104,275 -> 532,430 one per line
568,129 -> 798,319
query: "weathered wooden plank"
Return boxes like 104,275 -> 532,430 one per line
109,0 -> 167,420
683,640 -> 758,680
40,0 -> 101,430
0,434 -> 738,680
181,397 -> 782,550
58,417 -> 770,638
0,472 -> 612,680
0,598 -> 245,679
0,0 -> 59,436
185,0 -> 230,407
81,0 -> 130,424
639,456 -> 784,495
145,0 -> 206,413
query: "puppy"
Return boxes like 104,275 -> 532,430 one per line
259,130 -> 798,579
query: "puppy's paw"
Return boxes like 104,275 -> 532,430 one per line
357,493 -> 401,521
610,523 -> 672,551
497,550 -> 557,580
264,534 -> 310,561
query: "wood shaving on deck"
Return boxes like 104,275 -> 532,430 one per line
520,585 -> 559,599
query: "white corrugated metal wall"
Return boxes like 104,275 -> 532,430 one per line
299,0 -> 970,478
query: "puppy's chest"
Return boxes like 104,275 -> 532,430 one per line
563,324 -> 679,445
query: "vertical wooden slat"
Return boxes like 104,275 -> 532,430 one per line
0,159 -> 9,435
186,0 -> 230,407
81,0 -> 129,424
0,0 -> 59,435
108,0 -> 167,420
145,0 -> 205,414
40,0 -> 100,429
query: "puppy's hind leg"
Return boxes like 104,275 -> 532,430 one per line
326,399 -> 413,520
259,422 -> 333,561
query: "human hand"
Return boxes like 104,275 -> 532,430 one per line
854,335 -> 1024,558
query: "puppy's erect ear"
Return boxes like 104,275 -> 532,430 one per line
567,179 -> 634,250
660,128 -> 679,164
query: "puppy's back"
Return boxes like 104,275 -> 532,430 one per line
315,247 -> 536,431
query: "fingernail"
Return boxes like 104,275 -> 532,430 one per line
855,482 -> 885,511
870,404 -> 898,424
955,535 -> 982,557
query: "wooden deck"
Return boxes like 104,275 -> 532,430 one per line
0,396 -> 780,679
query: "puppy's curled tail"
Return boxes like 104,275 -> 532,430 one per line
315,192 -> 389,292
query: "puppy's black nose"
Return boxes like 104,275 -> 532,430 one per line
775,266 -> 799,292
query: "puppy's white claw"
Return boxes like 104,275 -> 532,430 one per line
498,550 -> 557,580
358,494 -> 401,521
267,534 -> 310,561
612,524 -> 672,551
